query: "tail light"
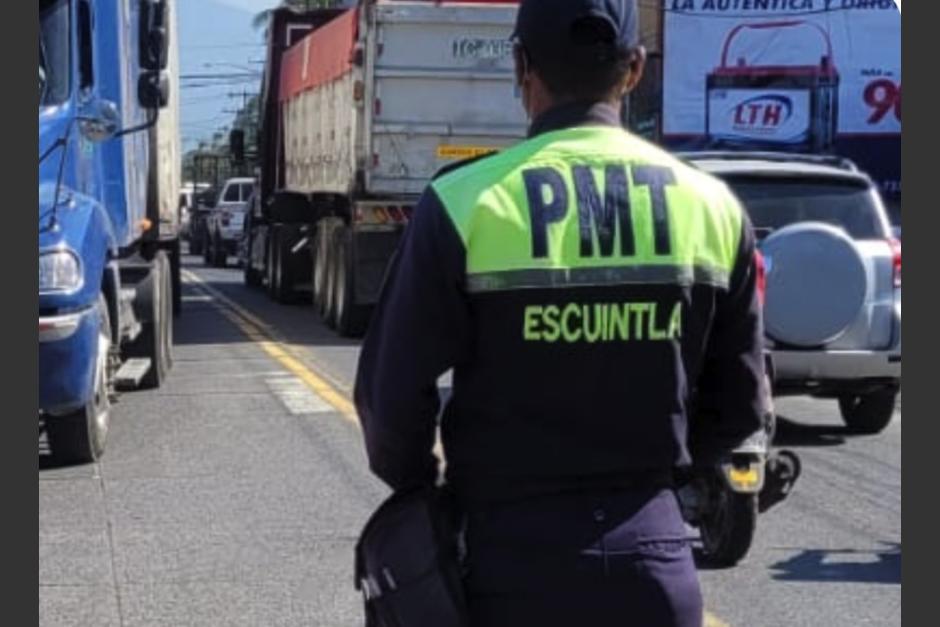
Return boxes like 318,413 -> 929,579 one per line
221,211 -> 232,227
890,237 -> 901,288
387,206 -> 405,222
755,249 -> 767,306
374,99 -> 382,116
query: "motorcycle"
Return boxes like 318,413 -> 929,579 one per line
679,369 -> 802,567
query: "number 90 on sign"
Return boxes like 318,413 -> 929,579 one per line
865,79 -> 901,124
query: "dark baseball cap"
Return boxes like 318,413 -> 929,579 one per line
511,0 -> 640,69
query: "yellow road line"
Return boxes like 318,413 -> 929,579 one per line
182,269 -> 731,627
705,612 -> 731,627
181,270 -> 357,423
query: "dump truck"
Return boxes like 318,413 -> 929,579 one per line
243,0 -> 527,336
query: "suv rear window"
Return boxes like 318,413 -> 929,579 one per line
723,177 -> 885,240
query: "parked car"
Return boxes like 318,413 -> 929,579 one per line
204,177 -> 255,267
683,152 -> 901,435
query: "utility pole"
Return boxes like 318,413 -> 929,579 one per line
227,90 -> 251,109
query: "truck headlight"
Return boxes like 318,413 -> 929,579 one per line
39,250 -> 82,292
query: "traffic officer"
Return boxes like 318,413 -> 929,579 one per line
354,0 -> 768,624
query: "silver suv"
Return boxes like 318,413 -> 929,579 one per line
684,152 -> 901,434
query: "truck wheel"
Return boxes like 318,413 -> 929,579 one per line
313,223 -> 332,319
321,227 -> 339,329
266,235 -> 279,298
129,251 -> 172,389
332,226 -> 370,337
162,257 -> 175,373
272,227 -> 297,304
310,227 -> 321,310
46,295 -> 112,464
839,390 -> 897,434
696,488 -> 758,568
169,239 -> 182,318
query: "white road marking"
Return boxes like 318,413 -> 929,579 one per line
182,294 -> 215,303
266,376 -> 334,415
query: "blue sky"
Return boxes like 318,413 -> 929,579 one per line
178,0 -> 278,151
211,0 -> 276,12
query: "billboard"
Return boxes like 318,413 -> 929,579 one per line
663,1 -> 901,198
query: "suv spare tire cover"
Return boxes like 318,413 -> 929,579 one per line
760,222 -> 867,347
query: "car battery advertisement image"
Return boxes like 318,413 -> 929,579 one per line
705,21 -> 839,152
663,1 -> 900,198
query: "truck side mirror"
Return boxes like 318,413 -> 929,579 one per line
77,98 -> 122,142
138,70 -> 169,109
229,129 -> 246,164
139,0 -> 169,71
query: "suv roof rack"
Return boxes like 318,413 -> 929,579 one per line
677,151 -> 859,173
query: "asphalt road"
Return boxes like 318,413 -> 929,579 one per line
39,255 -> 901,627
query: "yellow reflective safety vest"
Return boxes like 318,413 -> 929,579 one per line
355,103 -> 767,503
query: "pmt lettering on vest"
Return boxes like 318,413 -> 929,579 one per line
524,163 -> 677,260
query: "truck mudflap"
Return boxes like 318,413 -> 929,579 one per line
39,305 -> 99,414
353,228 -> 404,305
349,201 -> 415,306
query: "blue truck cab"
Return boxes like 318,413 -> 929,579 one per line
39,0 -> 181,463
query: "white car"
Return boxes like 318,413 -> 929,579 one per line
204,177 -> 256,267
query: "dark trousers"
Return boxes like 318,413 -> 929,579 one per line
462,487 -> 703,627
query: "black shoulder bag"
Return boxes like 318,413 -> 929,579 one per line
355,486 -> 470,627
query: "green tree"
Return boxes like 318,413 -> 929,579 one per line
252,0 -> 343,30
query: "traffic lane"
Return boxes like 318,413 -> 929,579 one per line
187,259 -> 902,626
188,258 -> 360,398
39,271 -> 387,627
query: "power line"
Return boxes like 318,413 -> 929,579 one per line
180,79 -> 261,89
182,42 -> 266,50
181,116 -> 231,127
180,72 -> 261,80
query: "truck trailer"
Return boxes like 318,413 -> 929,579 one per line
243,0 -> 527,336
39,0 -> 181,462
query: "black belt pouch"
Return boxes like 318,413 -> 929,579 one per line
355,486 -> 470,627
